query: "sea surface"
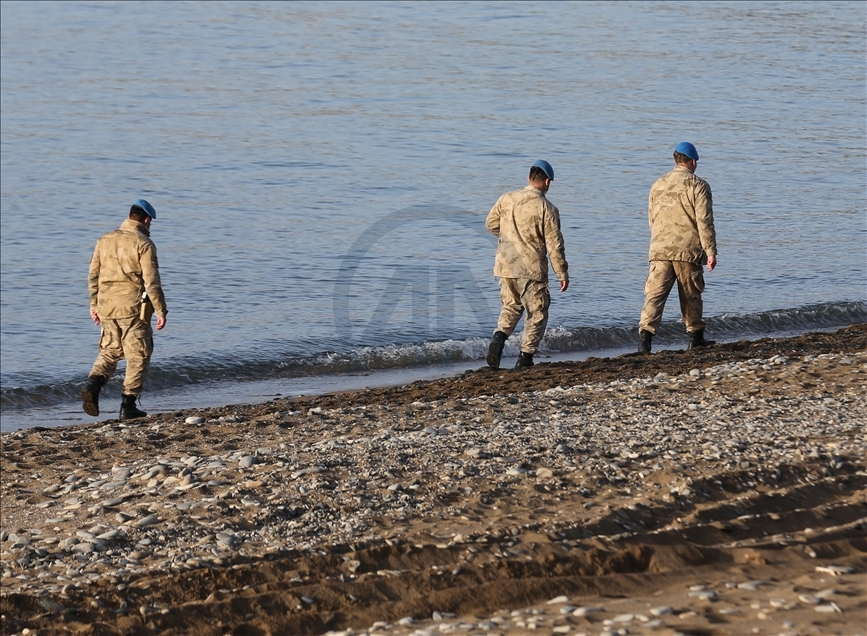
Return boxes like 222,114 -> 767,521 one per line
2,1 -> 865,431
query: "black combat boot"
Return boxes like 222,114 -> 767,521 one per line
638,330 -> 653,354
486,331 -> 508,368
81,375 -> 107,416
119,394 -> 147,420
514,352 -> 534,369
687,329 -> 716,350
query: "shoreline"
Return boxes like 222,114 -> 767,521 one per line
1,345 -> 638,434
2,323 -> 860,434
1,325 -> 865,635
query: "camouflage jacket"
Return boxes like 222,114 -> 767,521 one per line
88,219 -> 168,319
647,166 -> 717,264
485,185 -> 569,282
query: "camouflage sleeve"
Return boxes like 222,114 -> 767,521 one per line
141,242 -> 168,316
88,244 -> 101,311
544,204 -> 569,282
695,181 -> 717,257
647,186 -> 654,228
485,198 -> 502,237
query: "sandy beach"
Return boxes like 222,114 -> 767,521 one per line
1,325 -> 865,636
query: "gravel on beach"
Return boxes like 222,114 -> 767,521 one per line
2,325 -> 865,636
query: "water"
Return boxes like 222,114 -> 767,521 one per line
2,1 -> 865,430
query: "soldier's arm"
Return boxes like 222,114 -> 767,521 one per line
88,244 -> 101,312
544,205 -> 569,283
141,242 -> 168,317
647,187 -> 654,228
485,199 -> 502,237
695,181 -> 717,257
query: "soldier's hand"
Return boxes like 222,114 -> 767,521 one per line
90,310 -> 101,326
156,315 -> 167,331
706,255 -> 717,272
560,279 -> 569,292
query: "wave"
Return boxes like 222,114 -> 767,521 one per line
2,300 -> 864,411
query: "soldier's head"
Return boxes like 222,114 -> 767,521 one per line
129,199 -> 157,227
673,142 -> 699,173
528,159 -> 554,193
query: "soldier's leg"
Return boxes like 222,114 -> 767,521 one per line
120,317 -> 154,397
83,319 -> 123,416
673,261 -> 706,332
518,280 -> 551,354
639,261 -> 676,334
496,277 -> 524,337
89,319 -> 124,379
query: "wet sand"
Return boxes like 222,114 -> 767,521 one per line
2,325 -> 865,636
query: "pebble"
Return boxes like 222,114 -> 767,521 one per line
547,595 -> 570,604
135,515 -> 159,528
610,613 -> 635,623
38,599 -> 64,612
815,565 -> 855,576
737,580 -> 768,591
573,607 -> 605,617
688,589 -> 718,601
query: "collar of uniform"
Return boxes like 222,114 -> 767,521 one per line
120,218 -> 150,237
524,184 -> 545,194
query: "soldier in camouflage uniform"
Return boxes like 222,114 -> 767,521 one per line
485,160 -> 569,370
81,200 -> 168,420
638,142 -> 717,353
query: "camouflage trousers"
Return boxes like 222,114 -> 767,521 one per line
639,260 -> 706,334
496,278 -> 551,354
89,316 -> 154,397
